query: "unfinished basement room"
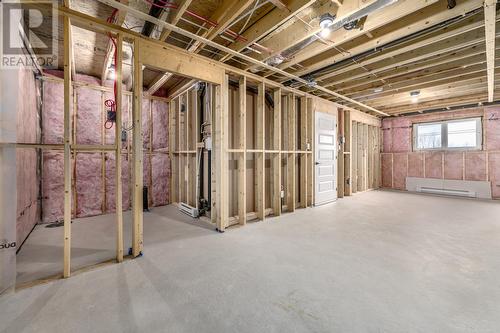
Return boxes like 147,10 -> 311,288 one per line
1,0 -> 500,331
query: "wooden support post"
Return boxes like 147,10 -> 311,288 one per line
168,99 -> 177,203
186,91 -> 192,206
306,98 -> 314,206
484,0 -> 497,102
352,121 -> 358,193
343,110 -> 352,196
272,88 -> 282,216
337,108 -> 345,198
363,123 -> 368,191
132,39 -> 143,257
299,97 -> 307,207
287,94 -> 296,212
220,75 -> 230,230
115,33 -> 124,262
238,77 -> 247,225
63,15 -> 73,278
357,122 -> 363,192
256,82 -> 265,220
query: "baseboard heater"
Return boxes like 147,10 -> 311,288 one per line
179,202 -> 199,218
418,187 -> 474,198
406,177 -> 492,199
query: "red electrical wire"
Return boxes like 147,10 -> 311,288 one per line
104,9 -> 119,130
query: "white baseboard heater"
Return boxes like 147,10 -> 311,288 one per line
406,177 -> 492,199
179,202 -> 199,218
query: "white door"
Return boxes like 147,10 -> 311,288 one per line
315,112 -> 337,205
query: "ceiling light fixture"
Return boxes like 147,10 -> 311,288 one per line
410,90 -> 420,103
319,13 -> 336,29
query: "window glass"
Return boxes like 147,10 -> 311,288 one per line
417,123 -> 442,149
448,120 -> 477,148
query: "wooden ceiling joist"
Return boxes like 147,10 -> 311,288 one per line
484,0 -> 498,102
219,0 -> 316,63
158,0 -> 193,41
286,0 -> 484,78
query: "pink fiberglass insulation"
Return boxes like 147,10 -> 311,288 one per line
17,68 -> 40,245
104,153 -> 131,212
151,154 -> 170,206
465,152 -> 487,181
152,100 -> 169,150
42,80 -> 64,144
425,152 -> 443,179
485,108 -> 500,150
42,151 -> 64,223
489,152 -> 500,198
407,153 -> 424,178
104,93 -> 130,145
143,99 -> 151,149
41,72 -> 170,223
76,153 -> 103,217
76,87 -> 102,145
393,154 -> 408,190
381,107 -> 500,199
444,152 -> 464,180
381,154 -> 393,188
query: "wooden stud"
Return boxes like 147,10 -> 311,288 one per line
273,88 -> 282,216
63,15 -> 73,278
238,77 -> 247,225
115,33 -> 124,262
343,110 -> 352,196
337,108 -> 345,198
299,96 -> 308,207
256,82 -> 266,220
307,97 -> 314,206
287,94 -> 296,212
132,38 -> 143,257
351,121 -> 358,193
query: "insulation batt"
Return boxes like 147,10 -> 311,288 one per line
381,107 -> 500,199
16,67 -> 40,245
41,72 -> 170,223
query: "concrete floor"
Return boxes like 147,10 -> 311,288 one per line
1,190 -> 500,332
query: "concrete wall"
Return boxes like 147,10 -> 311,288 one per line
41,72 -> 170,223
381,107 -> 500,199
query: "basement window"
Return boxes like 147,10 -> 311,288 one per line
413,117 -> 482,151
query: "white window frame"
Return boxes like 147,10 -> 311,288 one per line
413,117 -> 482,151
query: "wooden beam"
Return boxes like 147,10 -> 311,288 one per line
306,97 -> 314,206
149,0 -> 254,94
269,0 -> 289,11
63,15 -> 73,278
159,0 -> 194,41
238,77 -> 247,225
132,39 -> 143,257
115,33 -> 124,263
485,0 -> 498,102
61,3 -> 384,115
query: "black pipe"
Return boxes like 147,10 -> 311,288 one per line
447,0 -> 456,9
141,0 -> 165,36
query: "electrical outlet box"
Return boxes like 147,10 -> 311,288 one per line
205,136 -> 212,150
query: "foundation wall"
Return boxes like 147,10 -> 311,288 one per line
41,72 -> 170,223
381,107 -> 500,199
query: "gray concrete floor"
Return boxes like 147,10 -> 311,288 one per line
2,190 -> 500,333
